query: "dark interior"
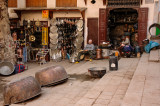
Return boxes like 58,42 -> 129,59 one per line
108,8 -> 138,49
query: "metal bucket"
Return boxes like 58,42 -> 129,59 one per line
109,56 -> 118,71
88,67 -> 106,78
3,76 -> 41,105
35,65 -> 68,86
0,62 -> 14,75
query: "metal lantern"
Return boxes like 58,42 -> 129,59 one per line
91,0 -> 96,4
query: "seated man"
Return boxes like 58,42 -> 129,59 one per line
77,39 -> 95,62
119,36 -> 133,57
121,36 -> 130,45
84,39 -> 95,51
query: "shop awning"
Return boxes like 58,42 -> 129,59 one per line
14,7 -> 87,20
14,7 -> 87,12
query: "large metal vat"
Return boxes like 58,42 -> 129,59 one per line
88,67 -> 106,78
3,76 -> 41,105
0,61 -> 14,75
35,65 -> 68,86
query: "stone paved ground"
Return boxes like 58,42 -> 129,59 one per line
0,57 -> 139,106
75,58 -> 139,106
1,52 -> 159,106
0,59 -> 108,106
149,49 -> 160,62
75,53 -> 160,106
121,53 -> 160,106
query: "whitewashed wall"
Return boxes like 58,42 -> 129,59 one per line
141,0 -> 159,38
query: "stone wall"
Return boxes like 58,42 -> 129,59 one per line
0,0 -> 16,64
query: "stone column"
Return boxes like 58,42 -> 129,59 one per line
0,0 -> 16,64
17,0 -> 26,8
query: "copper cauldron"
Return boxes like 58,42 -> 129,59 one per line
35,65 -> 68,86
3,76 -> 41,105
88,67 -> 106,78
96,49 -> 102,59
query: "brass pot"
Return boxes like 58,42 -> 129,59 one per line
3,76 -> 41,105
35,65 -> 68,86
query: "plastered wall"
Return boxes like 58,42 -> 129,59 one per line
141,0 -> 159,38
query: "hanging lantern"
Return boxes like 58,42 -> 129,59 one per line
91,0 -> 96,4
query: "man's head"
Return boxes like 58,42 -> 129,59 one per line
88,39 -> 93,44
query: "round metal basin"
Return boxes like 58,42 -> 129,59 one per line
35,65 -> 68,86
3,76 -> 41,105
0,62 -> 14,75
88,67 -> 106,78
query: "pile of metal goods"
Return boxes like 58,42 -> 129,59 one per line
49,18 -> 84,62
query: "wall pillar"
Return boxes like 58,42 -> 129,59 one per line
17,0 -> 26,8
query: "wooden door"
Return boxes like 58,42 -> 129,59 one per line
87,18 -> 98,45
138,8 -> 148,45
99,8 -> 107,45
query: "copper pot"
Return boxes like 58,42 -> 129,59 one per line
12,32 -> 17,41
17,48 -> 23,58
35,65 -> 68,86
3,76 -> 41,105
96,49 -> 102,59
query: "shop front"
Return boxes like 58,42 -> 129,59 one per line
99,0 -> 148,48
10,8 -> 86,63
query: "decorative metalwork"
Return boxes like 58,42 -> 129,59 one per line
107,0 -> 140,7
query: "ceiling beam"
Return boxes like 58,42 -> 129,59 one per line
84,0 -> 87,5
103,0 -> 106,5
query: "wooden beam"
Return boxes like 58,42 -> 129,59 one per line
103,0 -> 106,5
49,11 -> 53,19
0,7 -> 2,20
80,10 -> 85,20
16,11 -> 21,20
84,0 -> 87,5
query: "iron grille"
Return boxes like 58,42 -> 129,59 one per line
107,0 -> 140,7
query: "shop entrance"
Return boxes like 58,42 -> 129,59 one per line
99,8 -> 148,48
108,8 -> 138,49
